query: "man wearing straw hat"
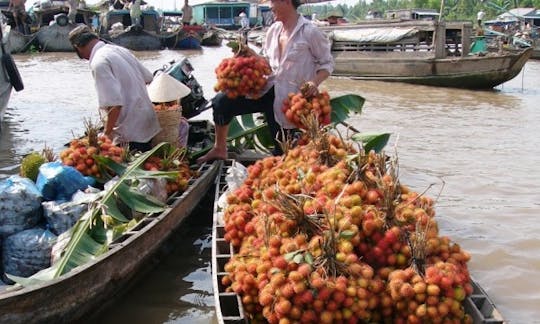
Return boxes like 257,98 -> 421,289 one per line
147,72 -> 192,147
68,25 -> 161,153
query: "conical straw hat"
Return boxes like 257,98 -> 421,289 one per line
147,72 -> 191,103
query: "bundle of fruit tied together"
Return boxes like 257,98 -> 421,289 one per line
141,144 -> 197,196
282,83 -> 332,130
59,119 -> 126,179
218,124 -> 475,323
214,41 -> 271,99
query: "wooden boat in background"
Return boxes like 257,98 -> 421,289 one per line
161,24 -> 203,49
326,20 -> 532,89
158,10 -> 204,50
0,160 -> 220,322
3,25 -> 35,54
211,161 -> 506,324
31,3 -> 96,52
201,27 -> 223,46
100,9 -> 162,51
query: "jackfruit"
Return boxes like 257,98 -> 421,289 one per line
20,152 -> 47,182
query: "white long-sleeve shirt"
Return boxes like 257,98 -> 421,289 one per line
263,15 -> 334,129
89,41 -> 161,144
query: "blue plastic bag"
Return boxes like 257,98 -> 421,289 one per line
35,162 -> 96,202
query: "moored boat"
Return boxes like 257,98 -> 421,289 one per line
201,27 -> 223,46
326,19 -> 532,89
161,24 -> 203,50
0,159 -> 220,322
30,3 -> 96,52
100,9 -> 162,51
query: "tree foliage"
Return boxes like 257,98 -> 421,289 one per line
299,0 -> 540,23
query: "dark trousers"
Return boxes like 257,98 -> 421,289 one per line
129,141 -> 153,153
212,87 -> 290,155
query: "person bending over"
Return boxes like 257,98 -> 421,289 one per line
69,25 -> 161,153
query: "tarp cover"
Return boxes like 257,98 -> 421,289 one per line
330,27 -> 418,43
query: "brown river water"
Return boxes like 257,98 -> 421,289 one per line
1,46 -> 539,323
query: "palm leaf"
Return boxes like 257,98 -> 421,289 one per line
51,144 -> 169,278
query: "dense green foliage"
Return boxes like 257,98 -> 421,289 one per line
300,0 -> 540,23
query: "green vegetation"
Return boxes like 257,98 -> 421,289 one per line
299,0 -> 540,23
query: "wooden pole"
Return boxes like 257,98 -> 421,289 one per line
438,0 -> 445,22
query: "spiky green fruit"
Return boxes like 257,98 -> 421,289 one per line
20,152 -> 47,182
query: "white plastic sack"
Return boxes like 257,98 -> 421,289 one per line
216,161 -> 248,225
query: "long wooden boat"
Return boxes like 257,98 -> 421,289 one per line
211,160 -> 506,324
201,27 -> 223,47
31,4 -> 96,52
326,20 -> 532,89
4,26 -> 36,54
0,160 -> 220,322
161,25 -> 203,50
100,9 -> 162,51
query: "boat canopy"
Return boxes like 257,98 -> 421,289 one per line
330,27 -> 418,43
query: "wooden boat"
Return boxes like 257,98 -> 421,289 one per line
100,9 -> 162,51
211,160 -> 506,324
326,19 -> 532,89
0,159 -> 220,322
201,27 -> 223,47
161,24 -> 203,50
30,3 -> 96,52
3,26 -> 36,53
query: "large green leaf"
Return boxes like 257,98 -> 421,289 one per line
52,144 -> 168,278
330,94 -> 365,124
351,132 -> 392,153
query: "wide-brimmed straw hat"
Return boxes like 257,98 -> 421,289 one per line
147,73 -> 191,103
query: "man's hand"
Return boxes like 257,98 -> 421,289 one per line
301,81 -> 319,98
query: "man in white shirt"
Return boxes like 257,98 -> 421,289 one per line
197,0 -> 333,163
68,25 -> 161,152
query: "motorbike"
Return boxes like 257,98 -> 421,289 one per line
153,58 -> 211,120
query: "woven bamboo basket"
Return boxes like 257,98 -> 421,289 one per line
152,109 -> 181,147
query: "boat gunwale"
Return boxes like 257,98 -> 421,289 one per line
0,161 -> 219,306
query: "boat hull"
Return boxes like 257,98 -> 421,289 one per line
162,32 -> 202,50
107,28 -> 163,51
0,161 -> 220,323
332,47 -> 533,89
35,23 -> 79,52
4,28 -> 36,54
201,30 -> 223,47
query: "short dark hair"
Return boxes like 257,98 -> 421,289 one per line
68,25 -> 98,47
292,0 -> 301,9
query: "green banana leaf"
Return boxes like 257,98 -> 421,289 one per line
9,144 -> 172,285
351,132 -> 392,153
